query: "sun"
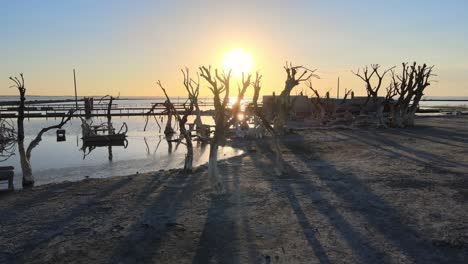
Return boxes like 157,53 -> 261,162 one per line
222,49 -> 253,77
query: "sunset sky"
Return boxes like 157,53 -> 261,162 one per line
1,0 -> 467,97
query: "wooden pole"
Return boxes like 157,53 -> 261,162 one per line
73,69 -> 78,110
337,77 -> 340,99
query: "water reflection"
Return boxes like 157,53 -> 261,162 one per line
0,116 -> 243,188
81,140 -> 129,161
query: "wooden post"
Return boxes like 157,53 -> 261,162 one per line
337,77 -> 340,99
73,69 -> 78,111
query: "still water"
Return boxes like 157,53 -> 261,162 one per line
1,95 -> 466,189
0,115 -> 242,188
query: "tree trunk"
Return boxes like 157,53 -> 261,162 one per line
392,106 -> 404,128
18,140 -> 34,187
165,110 -> 174,135
17,91 -> 25,141
184,130 -> 193,172
179,120 -> 193,172
194,105 -> 203,129
108,145 -> 113,161
376,104 -> 387,128
275,96 -> 290,134
208,141 -> 224,193
403,108 -> 417,127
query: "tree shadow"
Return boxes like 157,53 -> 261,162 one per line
9,177 -> 133,254
192,155 -> 259,263
109,171 -> 201,263
341,129 -> 468,170
393,128 -> 468,149
251,140 -> 384,264
281,134 -> 465,263
5,173 -> 171,262
0,181 -> 76,215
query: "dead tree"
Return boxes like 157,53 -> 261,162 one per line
98,95 -> 116,134
251,72 -> 275,137
19,110 -> 74,187
306,80 -> 327,124
306,81 -> 353,125
352,64 -> 394,127
143,103 -> 163,132
188,77 -> 203,129
227,73 -> 251,130
163,100 -> 175,135
0,118 -> 16,162
199,66 -> 231,192
9,74 -> 26,141
389,62 -> 434,127
157,68 -> 199,172
274,63 -> 319,134
251,72 -> 284,173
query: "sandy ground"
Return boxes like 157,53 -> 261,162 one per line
0,116 -> 467,264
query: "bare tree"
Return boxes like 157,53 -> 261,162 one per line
389,62 -> 434,127
97,95 -> 116,134
0,118 -> 16,162
19,111 -> 74,187
251,72 -> 284,173
274,63 -> 319,134
227,73 -> 251,129
9,74 -> 26,141
306,80 -> 327,124
306,80 -> 353,125
352,64 -> 394,127
251,72 -> 275,137
157,68 -> 200,173
143,103 -> 162,132
163,100 -> 175,135
199,66 -> 230,192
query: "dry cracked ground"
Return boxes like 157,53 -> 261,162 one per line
0,116 -> 467,263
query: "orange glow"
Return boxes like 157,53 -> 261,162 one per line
222,49 -> 254,78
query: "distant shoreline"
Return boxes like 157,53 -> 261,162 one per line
1,95 -> 468,101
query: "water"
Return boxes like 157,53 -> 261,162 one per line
1,95 -> 466,189
0,115 -> 242,189
419,96 -> 468,109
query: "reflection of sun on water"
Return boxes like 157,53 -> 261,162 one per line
222,49 -> 253,78
228,97 -> 248,121
228,97 -> 247,107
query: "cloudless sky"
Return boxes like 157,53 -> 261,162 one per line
1,0 -> 467,97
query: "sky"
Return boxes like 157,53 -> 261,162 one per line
1,0 -> 467,97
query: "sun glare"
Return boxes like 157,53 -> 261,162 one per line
222,49 -> 253,77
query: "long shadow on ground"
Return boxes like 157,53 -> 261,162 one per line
192,155 -> 260,263
109,171 -> 202,263
0,172 -> 174,263
251,141 -> 384,264
280,133 -> 466,263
